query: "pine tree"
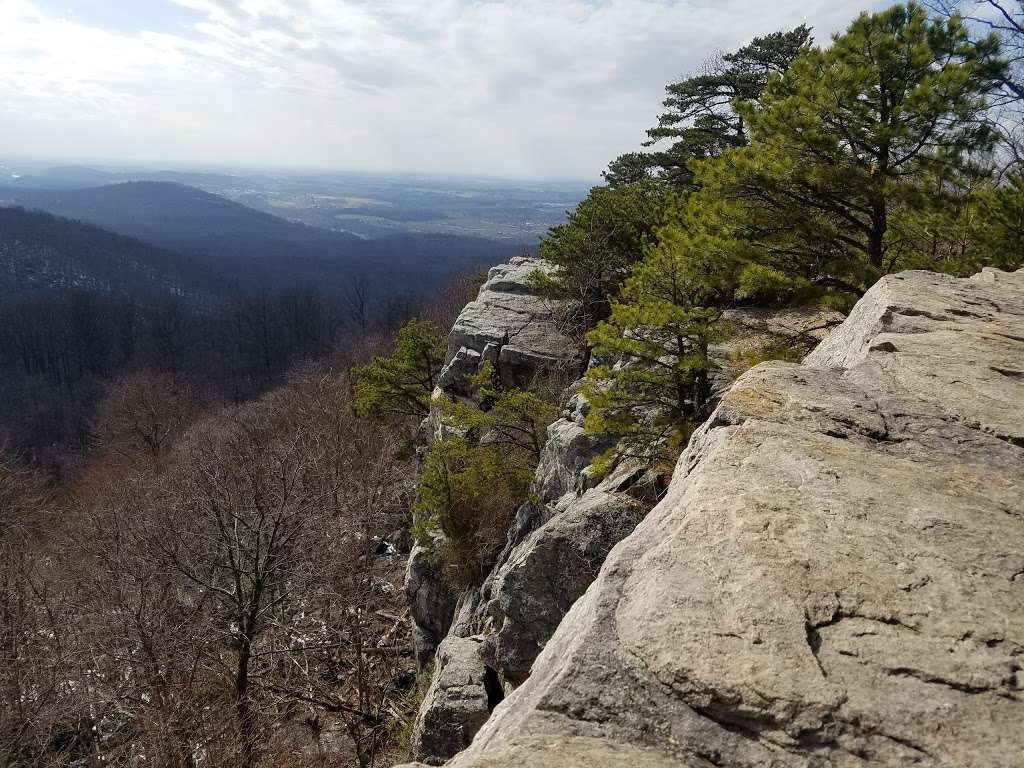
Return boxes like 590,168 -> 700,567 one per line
969,170 -> 1024,270
533,181 -> 675,343
435,363 -> 556,463
352,319 -> 447,421
623,25 -> 812,187
583,202 -> 744,459
702,2 -> 1005,306
415,434 -> 535,588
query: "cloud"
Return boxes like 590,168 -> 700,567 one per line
1,0 -> 878,178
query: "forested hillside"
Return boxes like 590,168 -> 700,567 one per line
0,182 -> 520,294
0,206 -> 228,296
2,2 -> 1023,768
0,182 -> 516,469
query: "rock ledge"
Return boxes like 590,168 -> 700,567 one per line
406,268 -> 1024,768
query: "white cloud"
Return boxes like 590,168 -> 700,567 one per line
0,0 -> 878,178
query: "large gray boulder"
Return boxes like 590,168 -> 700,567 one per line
406,543 -> 458,669
410,636 -> 500,766
483,487 -> 648,686
423,268 -> 1024,768
438,256 -> 580,393
532,388 -> 615,503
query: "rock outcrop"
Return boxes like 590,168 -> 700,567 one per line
406,543 -> 460,669
406,257 -> 666,763
437,256 -> 579,394
407,256 -> 581,669
410,636 -> 502,765
404,268 -> 1024,767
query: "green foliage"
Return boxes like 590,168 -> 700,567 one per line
436,364 -> 557,463
969,171 -> 1024,271
533,181 -> 676,340
548,3 -> 1017,483
586,447 -> 618,482
888,170 -> 1024,275
415,366 -> 557,587
603,152 -> 658,188
698,2 -> 1006,305
352,319 -> 447,421
583,204 -> 743,458
726,340 -> 804,380
416,435 -> 535,589
638,25 -> 812,187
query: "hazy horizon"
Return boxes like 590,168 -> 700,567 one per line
0,154 -> 598,185
3,0 -> 886,180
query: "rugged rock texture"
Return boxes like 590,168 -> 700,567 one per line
437,256 -> 579,393
410,636 -> 501,765
451,387 -> 664,691
406,383 -> 663,763
481,484 -> 649,687
406,544 -> 460,669
409,268 -> 1024,768
531,386 -> 612,503
405,257 -> 665,762
408,256 -> 581,669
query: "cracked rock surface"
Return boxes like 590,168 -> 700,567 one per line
439,256 -> 579,392
410,636 -> 499,766
423,268 -> 1024,768
410,256 -> 581,670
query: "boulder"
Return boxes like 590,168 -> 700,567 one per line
439,256 -> 580,393
532,390 -> 615,503
410,635 -> 501,766
428,269 -> 1024,768
483,487 -> 648,686
406,543 -> 458,669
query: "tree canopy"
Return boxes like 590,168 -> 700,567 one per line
533,181 -> 675,343
606,25 -> 812,188
352,318 -> 447,422
584,201 -> 743,460
580,1 -> 1018,467
701,2 -> 1005,305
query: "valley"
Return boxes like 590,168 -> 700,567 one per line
0,162 -> 589,243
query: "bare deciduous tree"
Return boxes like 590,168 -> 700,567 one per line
91,373 -> 197,466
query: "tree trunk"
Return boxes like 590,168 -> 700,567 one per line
868,197 -> 887,270
235,632 -> 256,768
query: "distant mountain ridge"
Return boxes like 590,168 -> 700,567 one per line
0,206 -> 227,297
0,181 -> 521,294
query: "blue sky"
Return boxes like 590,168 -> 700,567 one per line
30,0 -> 202,34
2,0 -> 893,178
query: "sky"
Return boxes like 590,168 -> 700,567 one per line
1,0 -> 887,179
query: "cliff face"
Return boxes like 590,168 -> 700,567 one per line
405,257 -> 665,764
405,267 -> 1024,767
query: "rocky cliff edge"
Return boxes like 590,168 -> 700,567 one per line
406,267 -> 1024,767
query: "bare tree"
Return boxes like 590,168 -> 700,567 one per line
929,1 -> 1024,168
4,363 -> 417,767
267,376 -> 413,767
91,373 -> 197,466
150,375 -> 413,768
68,458 -> 208,768
0,448 -> 74,767
343,274 -> 373,335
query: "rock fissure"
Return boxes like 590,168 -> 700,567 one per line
881,666 -> 1005,696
